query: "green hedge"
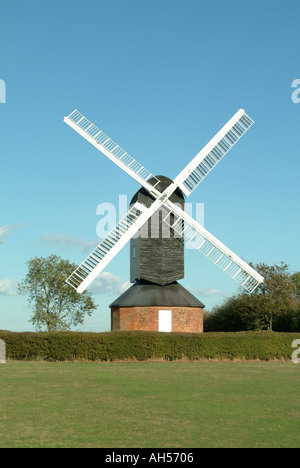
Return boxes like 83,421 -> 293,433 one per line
1,330 -> 299,362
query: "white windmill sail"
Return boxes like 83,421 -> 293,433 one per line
66,202 -> 149,293
66,193 -> 176,293
163,200 -> 263,293
163,200 -> 264,293
174,109 -> 254,197
64,109 -> 161,197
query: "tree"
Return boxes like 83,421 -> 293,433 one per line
205,293 -> 266,332
291,272 -> 300,303
251,262 -> 297,330
204,262 -> 300,332
18,255 -> 97,331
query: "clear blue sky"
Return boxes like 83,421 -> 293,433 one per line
1,0 -> 299,331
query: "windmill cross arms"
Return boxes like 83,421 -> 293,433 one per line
64,110 -> 161,198
174,109 -> 254,197
163,200 -> 264,294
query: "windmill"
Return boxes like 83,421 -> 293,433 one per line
63,108 -> 264,333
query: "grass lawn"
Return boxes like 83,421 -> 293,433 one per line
0,361 -> 299,448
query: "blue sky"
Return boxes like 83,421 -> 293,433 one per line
0,0 -> 299,332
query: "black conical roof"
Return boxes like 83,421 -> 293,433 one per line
109,280 -> 205,308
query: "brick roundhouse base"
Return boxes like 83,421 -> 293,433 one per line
111,306 -> 204,334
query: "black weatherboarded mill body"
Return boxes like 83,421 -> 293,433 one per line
130,176 -> 185,285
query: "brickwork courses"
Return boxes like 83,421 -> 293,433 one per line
111,306 -> 204,333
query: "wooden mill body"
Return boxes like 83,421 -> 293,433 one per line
130,175 -> 184,286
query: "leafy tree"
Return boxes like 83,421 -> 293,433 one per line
204,262 -> 300,332
18,255 -> 97,331
251,262 -> 297,330
291,272 -> 300,302
205,293 -> 266,332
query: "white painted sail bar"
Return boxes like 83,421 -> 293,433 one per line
174,109 -> 254,197
66,202 -> 149,293
64,110 -> 160,197
164,201 -> 264,293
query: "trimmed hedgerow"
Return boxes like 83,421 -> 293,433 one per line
0,330 -> 299,362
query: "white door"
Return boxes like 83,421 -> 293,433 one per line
158,310 -> 172,332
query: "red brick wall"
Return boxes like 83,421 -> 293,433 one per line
111,306 -> 203,334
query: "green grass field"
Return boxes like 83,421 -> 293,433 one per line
0,361 -> 299,448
